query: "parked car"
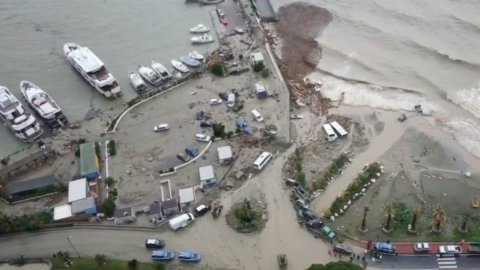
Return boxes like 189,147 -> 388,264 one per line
145,238 -> 165,249
305,219 -> 324,229
297,208 -> 318,222
153,123 -> 169,132
195,133 -> 211,142
375,242 -> 396,255
210,98 -> 223,105
151,250 -> 175,261
195,204 -> 211,216
439,245 -> 461,257
178,251 -> 202,262
333,243 -> 353,255
285,178 -> 299,187
277,254 -> 288,269
414,242 -> 430,253
321,225 -> 336,240
177,152 -> 191,163
293,186 -> 309,201
200,121 -> 213,128
186,145 -> 199,157
294,198 -> 309,210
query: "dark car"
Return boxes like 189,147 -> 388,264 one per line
177,152 -> 191,163
145,238 -> 165,249
285,178 -> 299,187
298,208 -> 318,222
306,219 -> 324,229
293,186 -> 309,201
195,204 -> 211,216
375,242 -> 396,255
186,145 -> 199,157
200,121 -> 213,128
334,243 -> 353,255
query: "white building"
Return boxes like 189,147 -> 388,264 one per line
199,165 -> 217,187
53,204 -> 73,221
68,178 -> 88,203
251,52 -> 265,66
217,146 -> 233,165
178,186 -> 195,210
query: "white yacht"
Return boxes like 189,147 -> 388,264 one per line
63,43 -> 121,99
20,81 -> 68,128
128,72 -> 147,93
0,86 -> 43,143
151,61 -> 172,81
170,60 -> 189,73
190,24 -> 210,34
138,65 -> 162,86
191,35 -> 214,44
188,51 -> 205,62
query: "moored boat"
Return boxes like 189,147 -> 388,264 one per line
180,56 -> 202,68
138,65 -> 162,86
128,72 -> 147,93
190,24 -> 210,34
199,0 -> 224,5
171,60 -> 189,73
0,86 -> 43,143
20,81 -> 68,128
151,61 -> 173,81
63,42 -> 121,99
188,51 -> 205,62
191,35 -> 214,44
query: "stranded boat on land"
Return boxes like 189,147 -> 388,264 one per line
0,86 -> 43,143
20,81 -> 68,128
63,42 -> 122,99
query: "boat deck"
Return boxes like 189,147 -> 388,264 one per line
90,66 -> 110,81
0,97 -> 20,115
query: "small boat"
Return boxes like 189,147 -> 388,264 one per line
188,51 -> 205,62
20,81 -> 68,128
180,56 -> 201,68
191,35 -> 214,44
151,61 -> 172,81
138,65 -> 162,86
199,0 -> 224,4
171,60 -> 189,73
190,24 -> 210,34
128,72 -> 147,93
0,86 -> 43,142
290,114 -> 304,120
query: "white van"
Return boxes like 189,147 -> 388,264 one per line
253,151 -> 272,170
227,93 -> 235,108
322,123 -> 338,142
168,213 -> 195,231
251,109 -> 264,122
330,121 -> 348,137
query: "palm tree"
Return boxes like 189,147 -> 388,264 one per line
460,213 -> 470,232
360,206 -> 369,231
411,206 -> 421,231
383,203 -> 396,231
432,205 -> 446,232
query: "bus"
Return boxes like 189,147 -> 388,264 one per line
322,123 -> 338,142
253,151 -> 272,170
330,121 -> 348,137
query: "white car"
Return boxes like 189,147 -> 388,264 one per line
154,123 -> 169,132
439,245 -> 462,256
195,133 -> 211,142
210,98 -> 223,105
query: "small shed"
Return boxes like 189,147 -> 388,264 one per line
199,165 -> 217,187
149,201 -> 163,223
178,187 -> 195,210
53,204 -> 73,221
68,178 -> 88,203
217,146 -> 233,165
251,52 -> 265,66
80,143 -> 100,180
5,175 -> 56,202
161,198 -> 180,217
71,196 -> 97,215
114,207 -> 136,225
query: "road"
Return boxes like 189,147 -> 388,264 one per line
365,254 -> 480,270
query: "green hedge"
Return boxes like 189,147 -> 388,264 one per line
313,154 -> 349,191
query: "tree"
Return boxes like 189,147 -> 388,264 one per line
261,68 -> 270,78
411,205 -> 421,231
127,259 -> 138,270
253,62 -> 265,72
383,203 -> 396,231
432,205 -> 446,232
360,206 -> 369,231
103,198 -> 116,218
94,254 -> 106,266
155,264 -> 167,270
209,63 -> 224,77
104,177 -> 115,188
460,213 -> 470,232
307,261 -> 362,270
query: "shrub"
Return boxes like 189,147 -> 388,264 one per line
128,259 -> 138,270
210,63 -> 224,77
104,177 -> 115,188
103,198 -> 116,218
107,140 -> 116,156
55,182 -> 68,192
94,254 -> 106,266
253,62 -> 265,72
127,97 -> 142,107
261,68 -> 270,78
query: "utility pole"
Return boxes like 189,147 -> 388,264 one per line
66,235 -> 81,258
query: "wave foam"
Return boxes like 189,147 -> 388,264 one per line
446,87 -> 480,119
434,117 -> 480,160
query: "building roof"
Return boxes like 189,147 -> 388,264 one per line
217,146 -> 233,160
178,187 -> 195,204
68,178 -> 87,203
6,174 -> 55,195
79,143 -> 99,178
114,207 -> 133,218
251,52 -> 265,62
198,165 -> 215,181
149,202 -> 162,215
53,204 -> 72,221
161,198 -> 178,210
71,196 -> 96,215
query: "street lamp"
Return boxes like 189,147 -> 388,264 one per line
66,235 -> 81,258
